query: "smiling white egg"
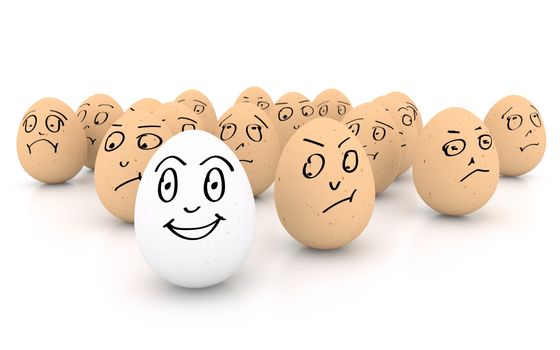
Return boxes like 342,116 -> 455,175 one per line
134,130 -> 255,288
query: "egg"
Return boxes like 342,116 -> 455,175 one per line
152,102 -> 205,134
76,94 -> 124,169
341,102 -> 400,193
17,97 -> 86,184
484,95 -> 546,176
275,118 -> 375,250
413,107 -> 499,216
235,86 -> 273,115
270,92 -> 317,147
313,88 -> 352,120
135,130 -> 255,288
374,92 -> 423,176
94,110 -> 173,222
175,89 -> 217,133
127,98 -> 162,112
214,103 -> 281,196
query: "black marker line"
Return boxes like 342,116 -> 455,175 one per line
303,138 -> 324,147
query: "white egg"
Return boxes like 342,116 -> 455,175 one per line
134,130 -> 256,288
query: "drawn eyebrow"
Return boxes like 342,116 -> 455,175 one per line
50,110 -> 68,120
338,137 -> 350,148
138,125 -> 161,128
24,110 -> 37,117
98,103 -> 114,108
474,126 -> 482,131
178,117 -> 198,123
253,114 -> 269,128
299,99 -> 310,104
112,123 -> 122,127
193,99 -> 207,106
176,99 -> 185,103
447,130 -> 460,134
501,106 -> 513,119
155,155 -> 186,172
79,103 -> 90,108
337,101 -> 351,105
303,138 -> 324,147
530,104 -> 539,114
375,120 -> 394,129
317,100 -> 329,106
242,96 -> 249,99
218,114 -> 233,127
200,155 -> 234,171
257,97 -> 263,100
397,107 -> 408,112
345,117 -> 364,124
275,102 -> 288,105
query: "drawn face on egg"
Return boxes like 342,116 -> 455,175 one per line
127,98 -> 162,112
153,102 -> 204,134
484,95 -> 546,176
235,87 -> 273,114
313,88 -> 352,120
270,92 -> 317,146
76,94 -> 124,169
175,89 -> 217,133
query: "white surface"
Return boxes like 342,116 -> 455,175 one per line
1,0 -> 559,349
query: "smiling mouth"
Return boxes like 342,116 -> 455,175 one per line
114,172 -> 142,191
163,213 -> 226,240
322,189 -> 357,214
86,137 -> 96,146
520,143 -> 539,152
293,125 -> 300,130
367,152 -> 379,160
26,139 -> 58,154
240,159 -> 254,163
460,168 -> 489,182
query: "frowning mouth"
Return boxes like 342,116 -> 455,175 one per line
114,172 -> 142,191
87,137 -> 96,146
367,152 -> 379,160
240,159 -> 254,163
26,139 -> 58,154
323,189 -> 357,213
520,143 -> 539,152
163,213 -> 226,240
460,168 -> 489,182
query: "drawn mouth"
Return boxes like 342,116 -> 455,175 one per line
460,168 -> 489,182
322,189 -> 357,214
401,144 -> 406,148
26,139 -> 58,154
163,213 -> 226,240
240,159 -> 254,163
520,143 -> 539,152
367,152 -> 379,160
87,137 -> 96,145
114,172 -> 142,191
293,125 -> 300,130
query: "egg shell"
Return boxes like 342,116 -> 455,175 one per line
135,130 -> 255,288
313,88 -> 352,120
175,89 -> 217,133
215,103 -> 281,196
76,94 -> 124,169
153,102 -> 205,134
17,97 -> 87,184
270,92 -> 318,147
94,110 -> 173,222
274,117 -> 375,250
484,95 -> 546,176
235,86 -> 273,115
413,107 -> 499,216
127,98 -> 162,112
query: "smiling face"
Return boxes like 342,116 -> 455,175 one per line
484,95 -> 546,176
135,131 -> 255,288
94,110 -> 173,222
215,103 -> 281,196
413,108 -> 499,216
127,98 -> 161,112
341,102 -> 401,193
175,89 -> 217,133
17,97 -> 86,183
313,88 -> 352,120
235,86 -> 273,115
274,118 -> 375,250
76,94 -> 124,169
270,92 -> 317,147
153,102 -> 205,134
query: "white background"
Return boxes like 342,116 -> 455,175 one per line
1,1 -> 559,349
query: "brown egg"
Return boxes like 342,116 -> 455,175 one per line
214,103 -> 281,196
275,118 -> 375,250
127,98 -> 162,112
413,108 -> 499,216
17,97 -> 86,183
76,94 -> 124,169
374,92 -> 423,176
152,102 -> 205,134
175,89 -> 217,133
484,95 -> 546,176
94,110 -> 173,222
313,88 -> 352,120
270,92 -> 317,147
235,86 -> 273,115
341,102 -> 400,193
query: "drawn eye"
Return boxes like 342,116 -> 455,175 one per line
342,150 -> 358,173
278,107 -> 293,121
478,134 -> 492,150
372,126 -> 386,141
348,122 -> 360,136
23,115 -> 37,133
220,123 -> 237,141
104,131 -> 125,152
77,110 -> 87,122
181,123 -> 196,131
94,112 -> 109,125
158,168 -> 178,203
530,113 -> 542,127
442,139 -> 466,157
204,167 -> 225,202
337,104 -> 347,115
137,133 -> 163,150
46,115 -> 64,133
506,114 -> 523,130
302,153 -> 325,179
301,105 -> 314,117
402,113 -> 413,126
319,104 -> 328,117
193,104 -> 205,114
246,124 -> 262,142
256,101 -> 270,110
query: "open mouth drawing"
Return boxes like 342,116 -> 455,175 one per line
86,137 -> 96,146
520,143 -> 539,152
240,159 -> 254,163
367,152 -> 379,160
163,213 -> 226,240
114,172 -> 142,191
26,139 -> 58,154
322,189 -> 357,214
460,168 -> 489,182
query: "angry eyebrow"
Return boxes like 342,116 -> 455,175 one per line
338,137 -> 350,148
375,120 -> 394,129
218,114 -> 233,127
193,99 -> 207,106
98,103 -> 114,108
155,155 -> 186,172
50,110 -> 68,120
345,117 -> 364,125
178,117 -> 198,123
138,125 -> 161,128
474,126 -> 482,131
200,155 -> 234,171
253,115 -> 269,129
447,130 -> 460,134
501,106 -> 513,119
303,138 -> 324,147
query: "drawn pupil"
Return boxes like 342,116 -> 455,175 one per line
164,182 -> 171,190
211,182 -> 218,190
141,143 -> 147,149
109,142 -> 115,149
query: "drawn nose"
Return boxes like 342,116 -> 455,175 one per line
525,129 -> 532,137
184,206 -> 201,213
468,157 -> 475,166
39,132 -> 45,136
84,125 -> 90,130
119,161 -> 129,168
329,181 -> 341,191
235,143 -> 244,151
